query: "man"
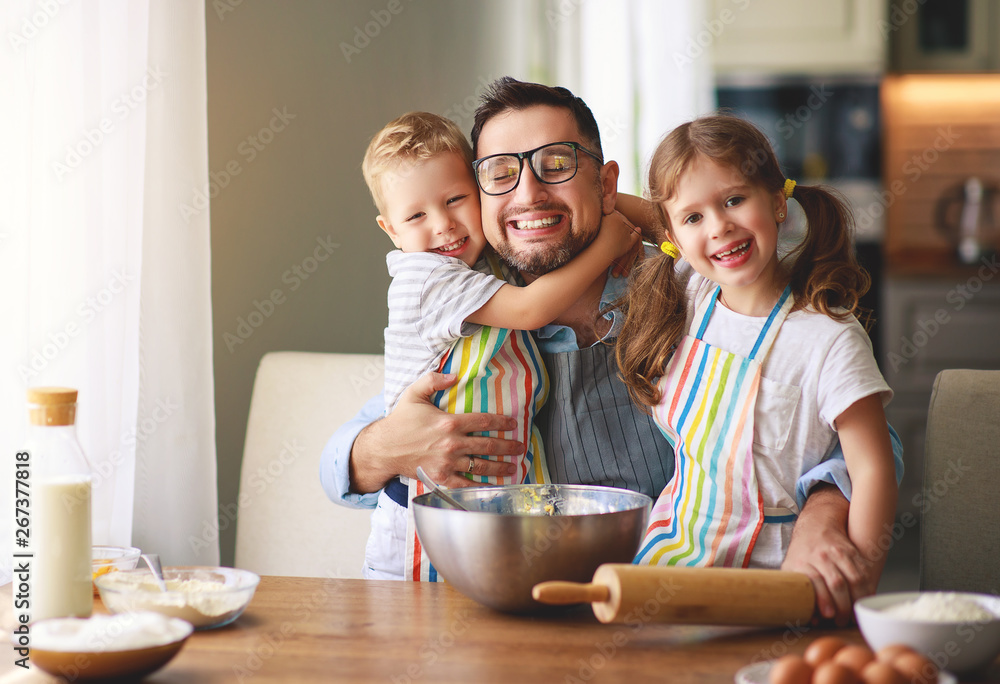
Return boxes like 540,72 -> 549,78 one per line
322,78 -> 897,621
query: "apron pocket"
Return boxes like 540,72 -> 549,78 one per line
753,376 -> 800,452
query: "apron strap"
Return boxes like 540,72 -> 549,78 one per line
763,506 -> 798,523
748,286 -> 794,361
692,286 -> 721,340
693,285 -> 794,358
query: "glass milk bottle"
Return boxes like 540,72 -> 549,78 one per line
25,387 -> 93,621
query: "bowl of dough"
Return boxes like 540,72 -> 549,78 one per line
855,591 -> 1000,675
96,566 -> 260,630
412,483 -> 651,613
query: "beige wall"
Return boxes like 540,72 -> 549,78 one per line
206,1 -> 529,564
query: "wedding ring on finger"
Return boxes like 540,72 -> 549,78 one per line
467,457 -> 475,473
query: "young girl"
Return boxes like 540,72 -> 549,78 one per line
615,115 -> 897,575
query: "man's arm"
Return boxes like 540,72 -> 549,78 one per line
795,425 -> 904,508
783,485 -> 869,624
319,391 -> 385,509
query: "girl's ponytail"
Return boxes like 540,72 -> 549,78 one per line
615,245 -> 686,410
785,183 -> 870,321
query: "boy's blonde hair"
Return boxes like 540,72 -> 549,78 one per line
362,112 -> 474,213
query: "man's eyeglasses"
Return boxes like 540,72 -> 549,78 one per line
473,142 -> 603,196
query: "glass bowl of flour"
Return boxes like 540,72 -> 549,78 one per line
855,591 -> 1000,675
96,566 -> 260,630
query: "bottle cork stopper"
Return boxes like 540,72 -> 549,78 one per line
27,387 -> 78,426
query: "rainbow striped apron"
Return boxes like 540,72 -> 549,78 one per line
634,285 -> 794,568
405,252 -> 551,582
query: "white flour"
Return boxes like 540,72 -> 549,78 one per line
884,593 -> 997,622
101,576 -> 249,628
32,612 -> 191,652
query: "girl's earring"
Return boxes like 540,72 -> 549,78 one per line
777,212 -> 785,221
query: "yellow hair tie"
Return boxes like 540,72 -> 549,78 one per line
660,241 -> 679,259
783,179 -> 797,199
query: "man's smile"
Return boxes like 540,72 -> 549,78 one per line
513,216 -> 560,230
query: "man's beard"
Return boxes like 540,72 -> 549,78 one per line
492,232 -> 590,276
491,203 -> 598,276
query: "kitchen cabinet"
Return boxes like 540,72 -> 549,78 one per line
880,73 -> 1000,268
890,0 -> 1000,72
711,0 -> 888,76
881,274 -> 1000,518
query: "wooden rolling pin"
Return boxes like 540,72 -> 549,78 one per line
532,564 -> 815,625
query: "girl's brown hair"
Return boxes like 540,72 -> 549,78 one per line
616,114 -> 870,409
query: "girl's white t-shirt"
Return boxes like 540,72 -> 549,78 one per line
683,273 -> 892,568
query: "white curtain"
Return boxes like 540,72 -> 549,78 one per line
1,0 -> 218,584
524,0 -> 716,196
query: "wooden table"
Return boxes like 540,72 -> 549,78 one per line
4,577 -> 999,683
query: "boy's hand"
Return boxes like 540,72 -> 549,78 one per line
615,193 -> 664,244
596,210 -> 641,256
600,210 -> 642,277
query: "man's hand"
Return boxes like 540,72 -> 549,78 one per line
781,484 -> 879,625
349,372 -> 523,493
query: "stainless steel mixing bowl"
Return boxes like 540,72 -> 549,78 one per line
412,484 -> 651,613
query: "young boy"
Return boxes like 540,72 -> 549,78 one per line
361,111 -> 637,581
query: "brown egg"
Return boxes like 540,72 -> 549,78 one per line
892,651 -> 938,684
768,654 -> 814,684
813,661 -> 862,684
805,636 -> 849,667
875,644 -> 914,664
834,644 -> 876,675
859,661 -> 906,684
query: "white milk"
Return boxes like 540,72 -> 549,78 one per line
33,475 -> 93,621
